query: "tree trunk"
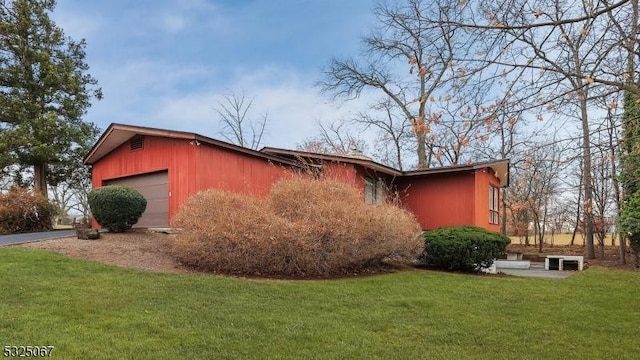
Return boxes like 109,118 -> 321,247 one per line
620,232 -> 627,265
537,219 -> 543,253
416,130 -> 427,169
33,163 -> 48,196
395,139 -> 403,171
539,204 -> 548,253
611,232 -> 615,247
571,165 -> 583,246
579,96 -> 596,259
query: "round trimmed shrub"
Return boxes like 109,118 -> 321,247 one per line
173,176 -> 423,278
88,186 -> 147,232
423,226 -> 511,272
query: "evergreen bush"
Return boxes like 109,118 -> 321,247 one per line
423,226 -> 510,272
88,186 -> 146,232
619,194 -> 640,267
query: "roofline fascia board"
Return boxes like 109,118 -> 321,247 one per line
260,147 -> 403,176
262,147 -> 508,185
84,123 -> 301,167
85,123 -> 508,186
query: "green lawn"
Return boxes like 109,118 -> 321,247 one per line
1,248 -> 638,359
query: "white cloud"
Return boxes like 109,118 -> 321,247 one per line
150,93 -> 219,132
137,65 -> 376,149
162,15 -> 187,33
50,0 -> 384,158
52,10 -> 104,40
232,68 -> 377,148
84,57 -> 376,152
85,59 -> 219,129
156,0 -> 231,35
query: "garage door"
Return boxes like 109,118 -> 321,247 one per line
105,171 -> 169,227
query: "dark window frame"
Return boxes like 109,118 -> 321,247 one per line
365,177 -> 387,205
489,185 -> 499,224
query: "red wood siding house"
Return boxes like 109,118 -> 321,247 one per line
84,124 -> 299,228
397,165 -> 505,232
85,123 -> 509,231
261,147 -> 507,232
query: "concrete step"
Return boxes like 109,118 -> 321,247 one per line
495,259 -> 531,269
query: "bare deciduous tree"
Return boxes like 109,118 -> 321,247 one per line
353,99 -> 412,170
506,141 -> 564,250
318,0 -> 492,169
443,0 -> 637,259
474,108 -> 532,234
50,163 -> 92,222
297,120 -> 369,156
214,90 -> 267,150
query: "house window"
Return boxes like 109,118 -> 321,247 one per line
365,177 -> 387,205
489,185 -> 499,224
130,136 -> 144,151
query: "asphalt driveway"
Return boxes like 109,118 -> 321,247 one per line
0,229 -> 76,246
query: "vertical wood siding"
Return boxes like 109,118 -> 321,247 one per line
399,172 -> 475,230
193,144 -> 293,197
91,136 -> 197,227
91,133 -> 503,232
321,163 -> 360,189
91,136 -> 296,226
474,168 -> 501,232
400,169 -> 502,231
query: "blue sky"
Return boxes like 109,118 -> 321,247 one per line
52,0 -> 377,149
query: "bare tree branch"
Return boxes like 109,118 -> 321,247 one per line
214,90 -> 268,150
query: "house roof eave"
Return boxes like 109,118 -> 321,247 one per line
84,123 -> 301,167
85,124 -> 509,187
402,159 -> 510,187
260,147 -> 403,176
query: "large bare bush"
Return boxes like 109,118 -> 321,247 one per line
172,190 -> 303,276
173,176 -> 422,278
0,187 -> 53,234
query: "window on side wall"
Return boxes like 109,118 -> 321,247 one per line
365,177 -> 387,205
489,185 -> 499,224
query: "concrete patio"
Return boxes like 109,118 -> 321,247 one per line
497,262 -> 575,279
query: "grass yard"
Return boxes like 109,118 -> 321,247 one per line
1,247 -> 639,359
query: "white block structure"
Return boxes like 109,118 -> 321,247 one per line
545,255 -> 584,271
494,259 -> 531,269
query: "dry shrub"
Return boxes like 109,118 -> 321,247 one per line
173,176 -> 423,278
173,190 -> 305,276
270,177 -> 423,273
0,187 -> 53,234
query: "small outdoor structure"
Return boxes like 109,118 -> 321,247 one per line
506,252 -> 523,260
545,255 -> 584,271
84,123 -> 510,231
483,258 -> 531,275
494,259 -> 531,269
